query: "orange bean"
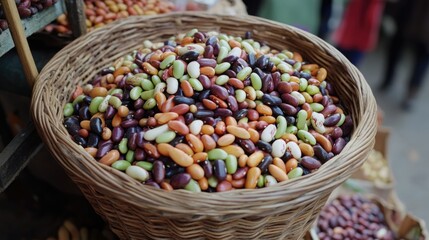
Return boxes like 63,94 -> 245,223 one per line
154,112 -> 179,125
285,158 -> 298,173
80,120 -> 90,130
221,145 -> 245,158
143,143 -> 160,158
71,86 -> 83,100
248,128 -> 260,143
175,143 -> 194,156
215,121 -> 226,135
192,152 -> 208,163
201,135 -> 216,151
217,134 -> 235,147
245,167 -> 261,189
142,62 -> 158,75
89,86 -> 108,98
268,164 -> 289,182
84,147 -> 97,157
113,66 -> 130,78
187,164 -> 205,180
226,126 -> 250,139
160,181 -> 173,191
99,149 -> 120,165
273,157 -> 286,173
238,155 -> 248,168
201,125 -> 214,135
157,143 -> 173,157
186,134 -> 204,153
181,80 -> 194,97
117,105 -> 129,118
247,151 -> 264,167
200,66 -> 215,77
169,147 -> 193,167
168,120 -> 189,135
112,113 -> 122,127
198,177 -> 209,191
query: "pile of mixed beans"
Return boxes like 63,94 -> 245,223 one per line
64,29 -> 353,192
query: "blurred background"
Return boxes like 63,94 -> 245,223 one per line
1,0 -> 428,238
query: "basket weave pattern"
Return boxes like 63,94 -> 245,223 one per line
31,13 -> 377,239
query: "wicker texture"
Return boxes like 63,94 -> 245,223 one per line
31,13 -> 377,239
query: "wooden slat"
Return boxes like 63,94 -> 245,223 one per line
1,0 -> 39,86
0,0 -> 65,57
65,0 -> 87,38
0,122 -> 43,193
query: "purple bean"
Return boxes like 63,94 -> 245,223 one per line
210,85 -> 228,100
232,167 -> 248,180
121,119 -> 138,128
198,58 -> 217,68
332,137 -> 346,154
128,132 -> 137,150
324,113 -> 341,126
281,93 -> 299,107
200,160 -> 213,178
152,160 -> 165,184
301,156 -> 322,170
170,173 -> 191,189
104,105 -> 116,119
134,147 -> 146,161
112,126 -> 125,143
213,160 -> 227,181
96,142 -> 113,158
227,95 -> 239,112
214,108 -> 232,118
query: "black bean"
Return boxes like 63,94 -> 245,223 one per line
213,160 -> 227,181
262,94 -> 282,106
173,96 -> 195,105
256,140 -> 272,153
193,110 -> 214,119
233,109 -> 248,120
180,51 -> 199,63
87,133 -> 100,148
73,135 -> 87,147
214,108 -> 232,118
111,126 -> 125,143
90,117 -> 103,135
258,155 -> 273,174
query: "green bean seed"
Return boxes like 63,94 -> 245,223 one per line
119,138 -> 128,154
208,148 -> 228,160
155,131 -> 176,143
112,160 -> 131,171
225,155 -> 238,174
136,161 -> 153,171
215,62 -> 231,75
89,96 -> 104,114
63,103 -> 74,117
125,150 -> 135,163
143,98 -> 157,110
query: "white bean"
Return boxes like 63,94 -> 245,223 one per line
271,139 -> 287,158
144,124 -> 169,141
286,141 -> 302,160
261,124 -> 277,142
187,61 -> 200,79
126,166 -> 149,181
189,120 -> 204,135
166,77 -> 179,94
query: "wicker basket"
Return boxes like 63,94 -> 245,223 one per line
31,13 -> 377,239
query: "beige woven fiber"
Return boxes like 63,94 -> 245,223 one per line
31,13 -> 377,239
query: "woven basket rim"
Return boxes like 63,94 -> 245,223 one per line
31,12 -> 378,217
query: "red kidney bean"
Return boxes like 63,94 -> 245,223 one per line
225,69 -> 237,78
210,85 -> 228,100
324,113 -> 341,126
134,147 -> 146,161
170,173 -> 191,189
200,160 -> 213,178
134,98 -> 144,109
281,93 -> 299,107
214,108 -> 232,118
257,155 -> 273,174
128,132 -> 137,150
104,105 -> 116,119
261,74 -> 272,93
222,55 -> 239,64
121,119 -> 138,128
332,137 -> 346,154
111,126 -> 125,143
96,142 -> 113,158
90,117 -> 103,135
340,115 -> 353,136
278,82 -> 292,94
134,109 -> 145,120
213,160 -> 227,181
216,180 -> 232,192
238,101 -> 249,110
227,96 -> 239,112
301,156 -> 322,170
145,181 -> 161,189
237,139 -> 256,154
153,160 -> 165,184
321,104 -> 337,117
331,127 -> 343,139
232,167 -> 248,180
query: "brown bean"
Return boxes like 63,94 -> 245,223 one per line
245,167 -> 261,189
216,180 -> 233,192
201,134 -> 216,151
202,99 -> 218,110
160,181 -> 173,191
226,125 -> 250,139
181,80 -> 194,97
170,104 -> 190,115
99,149 -> 119,165
169,148 -> 193,167
143,142 -> 160,158
285,158 -> 298,173
192,152 -> 208,163
220,145 -> 245,157
299,142 -> 314,156
187,164 -> 205,180
268,164 -> 289,182
217,134 -> 235,147
168,120 -> 190,135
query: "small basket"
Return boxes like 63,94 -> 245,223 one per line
31,13 -> 377,239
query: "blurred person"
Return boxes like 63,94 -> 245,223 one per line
378,0 -> 429,110
317,0 -> 333,40
333,0 -> 385,65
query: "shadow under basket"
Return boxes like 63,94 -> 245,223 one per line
31,13 -> 378,239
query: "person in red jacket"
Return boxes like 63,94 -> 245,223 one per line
378,0 -> 429,110
333,0 -> 385,66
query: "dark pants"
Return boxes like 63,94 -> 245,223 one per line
381,33 -> 429,98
